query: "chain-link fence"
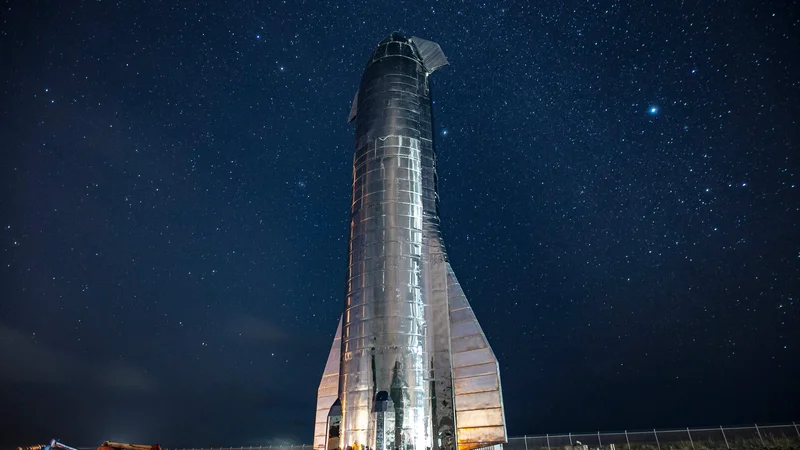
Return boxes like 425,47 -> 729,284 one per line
501,423 -> 800,450
46,423 -> 800,450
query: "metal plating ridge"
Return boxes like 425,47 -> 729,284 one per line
314,33 -> 506,450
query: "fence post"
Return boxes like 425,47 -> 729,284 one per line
686,427 -> 694,450
547,434 -> 551,450
570,433 -> 573,446
654,429 -> 661,450
598,431 -> 602,446
624,431 -> 630,450
524,435 -> 529,450
755,424 -> 764,446
720,426 -> 729,449
794,422 -> 800,439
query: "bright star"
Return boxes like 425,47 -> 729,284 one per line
648,106 -> 659,115
441,129 -> 448,136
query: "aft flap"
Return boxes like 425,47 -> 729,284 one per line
313,315 -> 342,450
446,263 -> 507,450
348,91 -> 358,123
410,36 -> 449,73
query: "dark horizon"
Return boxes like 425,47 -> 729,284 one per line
2,0 -> 798,447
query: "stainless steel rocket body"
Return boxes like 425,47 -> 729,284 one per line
342,33 -> 436,450
314,33 -> 507,450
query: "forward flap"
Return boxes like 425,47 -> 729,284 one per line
411,36 -> 449,73
348,91 -> 358,123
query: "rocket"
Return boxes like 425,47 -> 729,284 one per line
314,33 -> 507,450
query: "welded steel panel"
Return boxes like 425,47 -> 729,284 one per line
455,408 -> 504,427
452,348 -> 495,368
454,374 -> 499,395
457,427 -> 508,446
453,362 -> 498,379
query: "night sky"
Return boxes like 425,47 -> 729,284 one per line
2,0 -> 799,447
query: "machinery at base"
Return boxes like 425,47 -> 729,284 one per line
98,442 -> 162,450
18,439 -> 79,450
18,440 -> 161,450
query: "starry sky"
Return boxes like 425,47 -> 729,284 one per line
2,0 -> 798,447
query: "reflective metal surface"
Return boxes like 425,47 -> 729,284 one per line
446,264 -> 507,450
314,316 -> 343,450
344,32 -> 434,450
314,32 -> 506,450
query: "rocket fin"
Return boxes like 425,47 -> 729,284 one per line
410,36 -> 449,73
425,239 -> 457,450
348,91 -> 358,123
313,315 -> 343,450
446,263 -> 507,450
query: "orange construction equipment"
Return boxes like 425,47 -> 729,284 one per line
98,442 -> 162,450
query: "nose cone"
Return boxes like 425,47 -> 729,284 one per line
367,32 -> 421,67
378,31 -> 410,45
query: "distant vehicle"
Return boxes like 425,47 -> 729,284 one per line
98,442 -> 162,450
